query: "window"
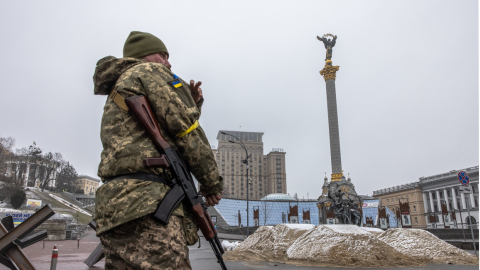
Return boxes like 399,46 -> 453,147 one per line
413,205 -> 416,212
415,217 -> 418,224
387,199 -> 389,203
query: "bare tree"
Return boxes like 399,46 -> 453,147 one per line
0,137 -> 15,177
261,200 -> 273,225
38,152 -> 63,192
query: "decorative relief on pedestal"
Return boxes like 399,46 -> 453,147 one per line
320,60 -> 340,81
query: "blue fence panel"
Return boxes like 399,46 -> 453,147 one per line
214,199 -> 319,227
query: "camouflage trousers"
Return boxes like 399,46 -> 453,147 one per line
100,214 -> 192,270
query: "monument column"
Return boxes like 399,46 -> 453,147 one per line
318,33 -> 342,181
322,69 -> 342,181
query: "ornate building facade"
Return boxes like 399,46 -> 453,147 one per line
373,166 -> 479,229
373,182 -> 427,228
76,175 -> 101,195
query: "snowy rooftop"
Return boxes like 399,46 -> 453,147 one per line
260,193 -> 295,201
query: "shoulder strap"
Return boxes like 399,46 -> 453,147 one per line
109,89 -> 129,112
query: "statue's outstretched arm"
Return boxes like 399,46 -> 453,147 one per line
317,36 -> 328,49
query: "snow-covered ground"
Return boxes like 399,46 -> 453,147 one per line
222,240 -> 241,251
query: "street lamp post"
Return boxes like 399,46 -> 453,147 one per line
221,132 -> 251,236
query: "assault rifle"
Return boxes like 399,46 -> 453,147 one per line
124,95 -> 227,270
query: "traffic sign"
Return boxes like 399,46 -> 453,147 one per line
458,171 -> 470,185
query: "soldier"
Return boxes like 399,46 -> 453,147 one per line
93,31 -> 223,270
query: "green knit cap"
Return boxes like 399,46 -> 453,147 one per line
123,31 -> 168,58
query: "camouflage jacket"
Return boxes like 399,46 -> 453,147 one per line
93,56 -> 222,235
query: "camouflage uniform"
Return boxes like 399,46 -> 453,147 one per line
100,215 -> 191,270
93,56 -> 222,269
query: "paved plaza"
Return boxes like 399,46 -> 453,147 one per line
0,230 -> 477,270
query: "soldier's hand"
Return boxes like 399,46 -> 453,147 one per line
201,191 -> 223,207
189,80 -> 203,103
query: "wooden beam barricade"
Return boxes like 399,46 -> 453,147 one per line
14,230 -> 48,249
84,220 -> 105,268
1,216 -> 15,232
0,205 -> 55,270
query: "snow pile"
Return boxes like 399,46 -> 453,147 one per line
225,225 -> 478,267
222,240 -> 241,251
224,224 -> 314,262
287,225 -> 418,267
361,227 -> 384,235
378,229 -> 478,265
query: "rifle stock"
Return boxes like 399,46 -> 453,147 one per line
125,95 -> 227,270
123,95 -> 171,151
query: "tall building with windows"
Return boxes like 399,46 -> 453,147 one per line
212,131 -> 286,200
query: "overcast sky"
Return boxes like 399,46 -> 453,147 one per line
0,1 -> 478,199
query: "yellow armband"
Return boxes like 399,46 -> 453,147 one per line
176,120 -> 199,138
